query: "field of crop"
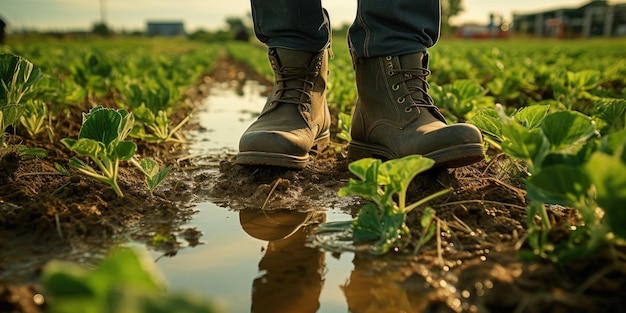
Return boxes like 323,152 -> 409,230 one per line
1,35 -> 625,312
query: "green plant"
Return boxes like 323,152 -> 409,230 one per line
19,99 -> 49,138
43,247 -> 222,313
316,155 -> 452,255
0,53 -> 44,146
69,52 -> 114,102
552,70 -> 600,111
430,79 -> 493,122
469,104 -> 626,262
131,157 -> 173,194
61,106 -> 136,197
336,112 -> 352,143
122,81 -> 188,143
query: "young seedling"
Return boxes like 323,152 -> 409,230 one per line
19,99 -> 49,138
0,53 -> 44,147
122,81 -> 188,143
316,155 -> 452,255
336,112 -> 352,143
61,106 -> 136,197
130,157 -> 173,195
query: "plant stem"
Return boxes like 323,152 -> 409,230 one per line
405,187 -> 453,213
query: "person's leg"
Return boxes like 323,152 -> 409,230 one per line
348,0 -> 440,57
237,1 -> 332,169
348,0 -> 485,168
251,0 -> 329,52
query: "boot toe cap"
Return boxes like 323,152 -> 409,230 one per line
239,130 -> 310,156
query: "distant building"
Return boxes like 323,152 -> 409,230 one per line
456,13 -> 510,39
512,0 -> 626,38
146,21 -> 185,36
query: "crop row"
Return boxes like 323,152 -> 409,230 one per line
1,37 -> 222,195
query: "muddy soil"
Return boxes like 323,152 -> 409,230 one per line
1,57 -> 625,313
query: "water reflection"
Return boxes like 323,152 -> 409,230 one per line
159,81 -> 447,312
239,209 -> 326,313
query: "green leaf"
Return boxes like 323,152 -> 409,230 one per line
567,70 -> 600,91
346,158 -> 379,181
131,105 -> 156,124
353,203 -> 384,243
338,158 -> 382,200
43,262 -> 94,297
1,103 -> 22,127
54,162 -> 70,175
586,152 -> 626,239
79,106 -> 123,146
415,207 -> 437,251
0,53 -> 43,105
140,158 -> 173,191
541,111 -> 596,153
140,157 -> 160,178
117,109 -> 135,141
513,105 -> 549,129
64,138 -> 103,159
17,146 -> 48,160
468,108 -> 504,142
598,129 -> 626,163
42,248 -> 222,313
380,155 -> 434,196
594,98 -> 626,134
501,123 -> 550,169
60,138 -> 77,149
337,112 -> 352,142
91,248 -> 164,294
67,157 -> 95,173
113,140 -> 137,161
526,165 -> 591,208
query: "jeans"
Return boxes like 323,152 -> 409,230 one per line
250,0 -> 441,57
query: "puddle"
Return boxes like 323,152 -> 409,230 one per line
149,81 -> 357,312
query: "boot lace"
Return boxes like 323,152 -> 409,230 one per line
391,68 -> 438,113
271,67 -> 318,107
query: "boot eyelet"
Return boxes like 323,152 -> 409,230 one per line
392,84 -> 399,91
397,97 -> 406,104
404,106 -> 413,113
385,56 -> 392,61
388,71 -> 394,76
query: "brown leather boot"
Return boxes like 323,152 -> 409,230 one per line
349,51 -> 485,168
236,48 -> 331,169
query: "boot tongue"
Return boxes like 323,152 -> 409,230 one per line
398,52 -> 424,70
275,48 -> 314,69
274,48 -> 315,104
398,52 -> 427,102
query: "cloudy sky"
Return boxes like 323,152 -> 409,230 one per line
0,0 -> 617,32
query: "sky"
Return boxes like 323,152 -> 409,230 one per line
0,0 -> 622,32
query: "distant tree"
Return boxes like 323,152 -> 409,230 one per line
0,16 -> 6,44
225,17 -> 246,31
441,0 -> 464,34
92,22 -> 111,36
225,16 -> 250,42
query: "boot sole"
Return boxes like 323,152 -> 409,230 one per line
348,141 -> 485,169
235,133 -> 330,170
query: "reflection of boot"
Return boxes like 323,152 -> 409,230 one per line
239,209 -> 318,241
239,209 -> 326,313
350,51 -> 485,168
236,48 -> 331,169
